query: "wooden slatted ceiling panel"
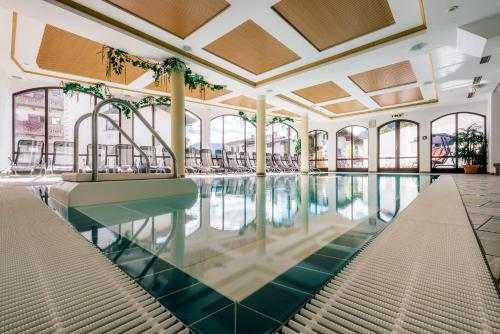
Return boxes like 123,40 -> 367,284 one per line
372,87 -> 423,107
272,0 -> 395,51
36,25 -> 144,84
106,0 -> 230,39
323,100 -> 367,114
273,109 -> 298,117
203,20 -> 301,75
220,95 -> 274,109
145,80 -> 232,100
292,81 -> 349,103
349,60 -> 417,93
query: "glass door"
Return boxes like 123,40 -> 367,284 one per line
378,120 -> 419,172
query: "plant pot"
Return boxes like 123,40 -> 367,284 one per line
463,164 -> 480,174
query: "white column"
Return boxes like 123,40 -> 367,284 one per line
171,70 -> 185,177
300,112 -> 309,173
256,95 -> 266,176
0,69 -> 11,169
488,92 -> 500,174
328,132 -> 336,172
368,120 -> 377,172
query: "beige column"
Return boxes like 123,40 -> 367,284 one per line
171,70 -> 185,177
300,112 -> 309,173
256,95 -> 266,176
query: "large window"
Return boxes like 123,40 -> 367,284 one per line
336,126 -> 368,171
378,120 -> 419,172
266,123 -> 298,157
431,112 -> 486,172
133,105 -> 201,156
309,130 -> 328,170
13,87 -> 119,167
210,115 -> 256,156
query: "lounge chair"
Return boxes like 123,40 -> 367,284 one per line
200,149 -> 224,173
48,141 -> 73,174
239,152 -> 256,172
157,148 -> 172,174
114,144 -> 135,173
84,144 -> 108,173
273,153 -> 294,172
215,149 -> 230,173
3,139 -> 45,175
265,153 -> 280,172
186,149 -> 208,173
226,151 -> 251,173
283,153 -> 299,171
139,145 -> 163,173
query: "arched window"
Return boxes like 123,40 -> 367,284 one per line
309,130 -> 328,170
378,120 -> 419,172
336,126 -> 368,171
266,123 -> 298,157
210,115 -> 256,157
13,87 -> 119,167
431,112 -> 486,172
133,105 -> 201,157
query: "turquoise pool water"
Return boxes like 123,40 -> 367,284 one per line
52,174 -> 437,334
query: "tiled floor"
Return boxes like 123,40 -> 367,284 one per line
454,174 -> 500,288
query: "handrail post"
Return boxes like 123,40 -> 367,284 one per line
73,112 -> 151,175
91,98 -> 177,181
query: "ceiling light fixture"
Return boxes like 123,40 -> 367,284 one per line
448,5 -> 459,12
480,55 -> 492,64
410,42 -> 427,52
11,75 -> 22,80
472,76 -> 482,85
182,45 -> 192,52
423,80 -> 433,85
266,89 -> 273,93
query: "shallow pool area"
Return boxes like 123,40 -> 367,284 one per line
47,174 -> 437,333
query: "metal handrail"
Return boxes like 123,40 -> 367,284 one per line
73,112 -> 150,174
92,98 -> 177,181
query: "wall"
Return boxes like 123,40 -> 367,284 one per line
309,100 -> 489,172
488,92 -> 500,173
0,70 -> 10,169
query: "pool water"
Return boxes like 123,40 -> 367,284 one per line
49,174 -> 437,334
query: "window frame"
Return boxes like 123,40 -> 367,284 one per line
377,119 -> 419,172
308,129 -> 329,171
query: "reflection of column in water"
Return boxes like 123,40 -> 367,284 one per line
368,174 -> 378,218
299,174 -> 310,232
327,176 -> 337,213
171,211 -> 186,267
256,176 -> 266,255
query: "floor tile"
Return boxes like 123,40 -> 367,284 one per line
486,255 -> 500,287
137,268 -> 198,299
476,231 -> 500,256
159,283 -> 232,325
191,304 -> 281,334
330,233 -> 369,250
273,266 -> 330,294
240,282 -> 310,323
479,219 -> 500,234
297,254 -> 347,275
119,256 -> 174,279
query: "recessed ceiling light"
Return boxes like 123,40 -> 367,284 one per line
182,45 -> 192,52
23,62 -> 30,66
11,75 -> 22,80
410,42 -> 427,52
266,89 -> 273,93
448,5 -> 459,12
423,80 -> 433,85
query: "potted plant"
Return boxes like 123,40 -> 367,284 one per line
456,124 -> 487,174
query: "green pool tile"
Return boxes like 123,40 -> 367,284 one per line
240,282 -> 310,323
158,283 -> 232,325
297,254 -> 347,275
316,243 -> 358,260
273,266 -> 330,294
191,304 -> 281,334
119,256 -> 174,279
107,245 -> 153,264
137,268 -> 198,299
330,232 -> 369,250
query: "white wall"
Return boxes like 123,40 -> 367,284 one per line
0,70 -> 11,169
488,92 -> 500,173
309,101 -> 489,172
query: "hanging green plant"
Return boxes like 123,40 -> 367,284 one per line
101,46 -> 225,99
237,111 -> 294,126
62,81 -> 171,119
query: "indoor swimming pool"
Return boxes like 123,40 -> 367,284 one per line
41,174 -> 437,334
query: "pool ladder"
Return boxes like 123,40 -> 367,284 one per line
73,98 -> 178,181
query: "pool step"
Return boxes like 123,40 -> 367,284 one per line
280,175 -> 500,333
0,187 -> 189,334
